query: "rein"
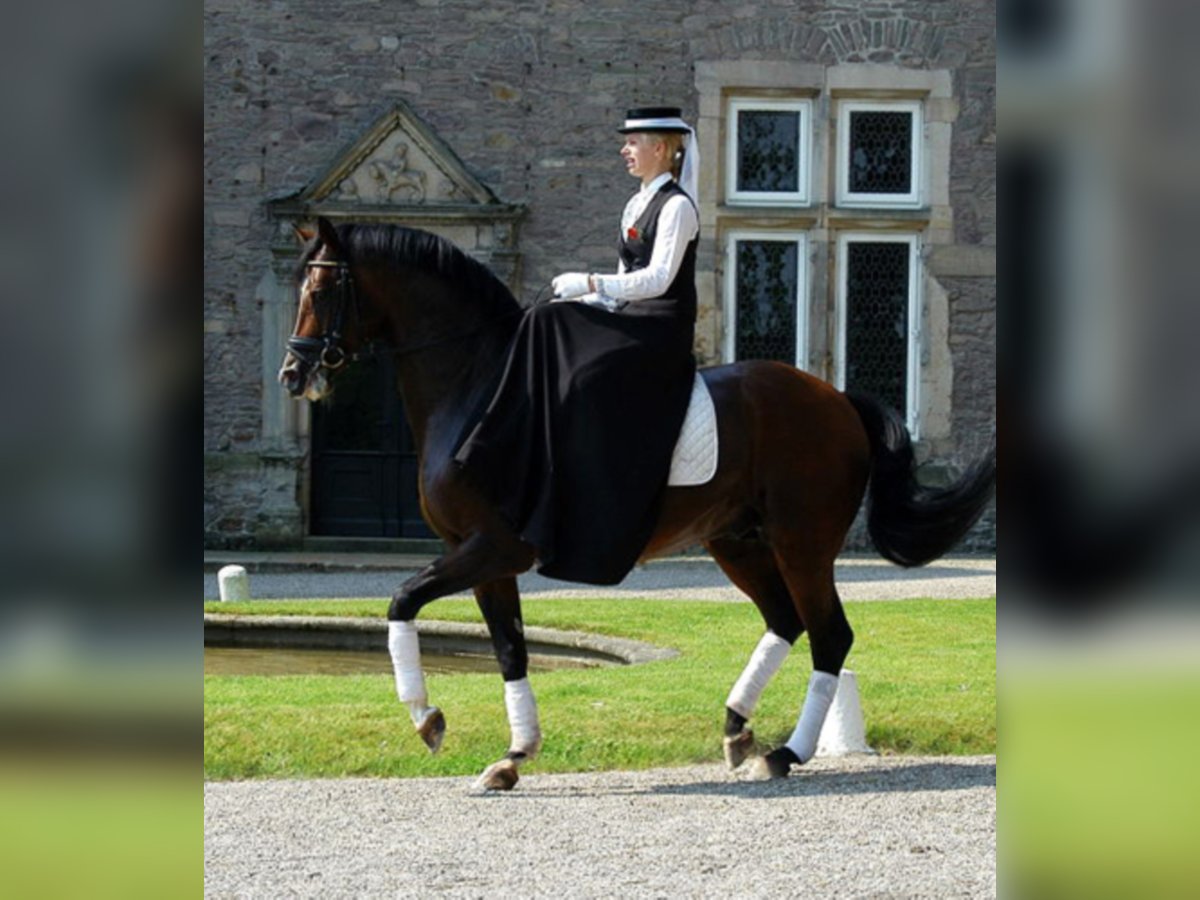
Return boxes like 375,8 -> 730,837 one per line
288,259 -> 554,373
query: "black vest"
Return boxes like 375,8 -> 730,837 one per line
617,181 -> 698,317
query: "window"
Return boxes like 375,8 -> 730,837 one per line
726,98 -> 812,206
699,63 -> 957,445
836,100 -> 923,208
723,231 -> 808,368
835,234 -> 922,434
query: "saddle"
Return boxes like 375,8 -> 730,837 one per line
667,372 -> 718,486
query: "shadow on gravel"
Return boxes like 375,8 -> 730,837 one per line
834,563 -> 995,582
475,761 -> 995,801
644,761 -> 996,798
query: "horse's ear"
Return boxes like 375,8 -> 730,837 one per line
292,223 -> 316,244
316,216 -> 341,253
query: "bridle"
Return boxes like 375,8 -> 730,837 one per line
287,258 -> 360,372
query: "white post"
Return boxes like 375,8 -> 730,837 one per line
816,669 -> 875,756
217,565 -> 250,602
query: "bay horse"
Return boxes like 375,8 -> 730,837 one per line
279,217 -> 995,790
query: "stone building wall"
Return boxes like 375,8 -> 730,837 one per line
205,0 -> 995,550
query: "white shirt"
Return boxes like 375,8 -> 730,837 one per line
593,173 -> 699,303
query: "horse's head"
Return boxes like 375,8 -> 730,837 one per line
279,217 -> 363,401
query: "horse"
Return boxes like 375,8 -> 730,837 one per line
279,217 -> 995,790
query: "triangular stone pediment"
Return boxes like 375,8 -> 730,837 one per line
273,101 -> 505,210
266,100 -> 525,294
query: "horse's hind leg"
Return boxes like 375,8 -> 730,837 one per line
751,548 -> 853,780
472,576 -> 541,792
705,536 -> 805,769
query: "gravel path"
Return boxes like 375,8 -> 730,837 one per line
203,556 -> 996,603
205,754 -> 995,898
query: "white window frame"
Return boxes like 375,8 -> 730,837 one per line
723,230 -> 809,369
836,99 -> 924,209
834,232 -> 922,436
726,97 -> 813,207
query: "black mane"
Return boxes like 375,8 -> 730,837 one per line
300,223 -> 521,315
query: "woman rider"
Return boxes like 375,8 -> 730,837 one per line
454,106 -> 700,585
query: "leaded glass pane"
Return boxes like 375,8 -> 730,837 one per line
735,240 -> 797,363
737,110 -> 800,193
848,111 -> 913,194
845,242 -> 909,413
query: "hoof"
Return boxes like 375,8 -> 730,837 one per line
723,729 -> 755,770
475,758 -> 520,792
416,707 -> 446,754
746,748 -> 796,781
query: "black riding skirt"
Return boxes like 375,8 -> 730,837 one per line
453,297 -> 695,584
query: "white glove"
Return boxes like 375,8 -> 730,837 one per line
581,294 -> 621,311
552,272 -> 590,299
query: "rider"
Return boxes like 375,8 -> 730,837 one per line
454,106 -> 700,585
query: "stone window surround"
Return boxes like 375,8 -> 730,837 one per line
694,61 -> 956,445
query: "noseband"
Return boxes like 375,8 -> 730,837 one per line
287,259 -> 360,372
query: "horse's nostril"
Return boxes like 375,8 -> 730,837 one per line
280,367 -> 302,393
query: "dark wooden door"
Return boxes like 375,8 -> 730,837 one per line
310,355 -> 434,538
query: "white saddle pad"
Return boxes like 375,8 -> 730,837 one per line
668,372 -> 718,486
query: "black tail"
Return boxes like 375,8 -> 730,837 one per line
847,392 -> 996,568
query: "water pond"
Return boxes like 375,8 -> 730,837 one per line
204,645 -> 594,677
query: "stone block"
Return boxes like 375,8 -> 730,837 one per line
926,97 -> 959,123
212,208 -> 251,227
490,82 -> 522,103
233,163 -> 262,184
928,245 -> 996,279
485,132 -> 516,150
827,63 -> 952,97
381,80 -> 422,95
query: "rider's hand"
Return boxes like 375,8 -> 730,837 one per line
552,272 -> 591,299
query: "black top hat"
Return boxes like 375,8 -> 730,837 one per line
618,107 -> 690,134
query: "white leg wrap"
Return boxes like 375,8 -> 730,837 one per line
388,621 -> 430,725
725,631 -> 792,719
504,677 -> 541,756
784,670 -> 840,764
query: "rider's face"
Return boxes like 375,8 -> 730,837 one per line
620,133 -> 666,183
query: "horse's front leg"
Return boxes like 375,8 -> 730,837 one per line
386,532 -> 534,754
471,577 -> 541,792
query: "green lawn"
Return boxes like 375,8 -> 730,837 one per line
204,597 -> 994,780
